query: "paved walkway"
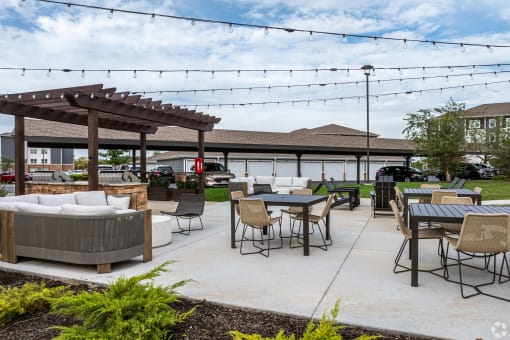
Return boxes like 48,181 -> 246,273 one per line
1,199 -> 510,339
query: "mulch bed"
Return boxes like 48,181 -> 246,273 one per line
0,270 -> 439,339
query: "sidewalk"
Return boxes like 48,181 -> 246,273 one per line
1,198 -> 509,339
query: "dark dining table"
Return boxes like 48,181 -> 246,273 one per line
403,188 -> 481,223
230,193 -> 329,256
408,203 -> 510,287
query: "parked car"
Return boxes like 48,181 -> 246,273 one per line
375,166 -> 424,182
190,162 -> 235,187
436,163 -> 495,180
151,165 -> 175,182
0,171 -> 31,183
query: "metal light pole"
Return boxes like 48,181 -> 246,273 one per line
361,65 -> 374,183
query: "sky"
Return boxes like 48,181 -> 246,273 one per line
1,0 -> 510,144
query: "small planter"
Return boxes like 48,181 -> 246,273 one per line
147,187 -> 172,201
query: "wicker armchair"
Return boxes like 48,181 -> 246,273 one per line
444,213 -> 510,301
238,198 -> 282,257
161,193 -> 205,235
431,190 -> 457,204
389,200 -> 445,274
289,194 -> 335,251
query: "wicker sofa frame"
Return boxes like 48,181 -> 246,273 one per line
0,195 -> 152,274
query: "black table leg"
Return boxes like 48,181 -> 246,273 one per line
303,205 -> 310,256
230,201 -> 236,248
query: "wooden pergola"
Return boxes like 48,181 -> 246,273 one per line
0,84 -> 220,195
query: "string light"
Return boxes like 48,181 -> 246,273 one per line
150,13 -> 156,24
108,8 -> 113,19
184,70 -> 189,78
159,70 -> 163,78
81,69 -> 85,78
460,43 -> 466,53
34,0 -> 510,51
341,34 -> 347,43
107,69 -> 111,78
228,23 -> 233,33
237,70 -> 241,78
21,68 -> 25,77
46,68 -> 51,77
403,39 -> 407,49
264,27 -> 269,35
133,70 -> 137,78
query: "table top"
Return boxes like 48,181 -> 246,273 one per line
409,203 -> 510,220
234,193 -> 328,206
403,188 -> 478,195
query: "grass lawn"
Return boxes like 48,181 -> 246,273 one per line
205,180 -> 510,202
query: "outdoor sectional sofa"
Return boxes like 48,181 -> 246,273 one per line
0,191 -> 152,273
229,176 -> 311,195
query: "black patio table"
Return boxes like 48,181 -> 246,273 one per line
403,188 -> 481,223
408,203 -> 510,287
230,193 -> 329,256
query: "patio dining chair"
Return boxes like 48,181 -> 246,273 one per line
230,190 -> 245,232
390,200 -> 445,275
431,190 -> 457,204
289,194 -> 335,251
280,188 -> 312,238
238,198 -> 282,257
160,193 -> 205,236
419,184 -> 441,203
444,213 -> 510,301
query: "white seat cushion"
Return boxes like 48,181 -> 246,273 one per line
17,203 -> 62,215
255,176 -> 274,185
292,177 -> 310,188
60,204 -> 116,216
0,194 -> 39,204
38,193 -> 76,206
273,177 -> 293,187
0,202 -> 20,211
74,191 -> 108,206
107,195 -> 131,210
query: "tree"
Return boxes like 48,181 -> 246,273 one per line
99,149 -> 130,168
74,156 -> 88,170
0,157 -> 13,172
403,99 -> 466,182
492,127 -> 510,178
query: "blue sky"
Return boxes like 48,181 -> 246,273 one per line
1,0 -> 510,142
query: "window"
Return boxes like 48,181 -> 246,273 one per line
41,149 -> 48,155
488,119 -> 497,128
489,133 -> 497,143
468,119 -> 480,129
29,149 -> 37,154
506,117 -> 510,127
30,159 -> 37,164
42,159 -> 48,164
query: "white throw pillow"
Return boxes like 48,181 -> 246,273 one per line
0,202 -> 20,211
107,195 -> 131,210
115,209 -> 137,215
292,177 -> 310,188
16,203 -> 62,215
38,194 -> 76,206
255,176 -> 274,185
74,191 -> 108,206
230,178 -> 248,183
60,204 -> 116,216
273,177 -> 293,187
246,176 -> 256,186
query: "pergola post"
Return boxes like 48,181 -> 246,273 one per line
87,110 -> 99,191
404,155 -> 411,169
131,149 -> 136,169
198,130 -> 205,194
14,115 -> 25,196
356,155 -> 361,184
296,153 -> 302,177
223,151 -> 229,169
140,133 -> 147,183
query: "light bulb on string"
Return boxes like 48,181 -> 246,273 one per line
398,68 -> 403,76
264,27 -> 269,35
133,70 -> 137,78
449,66 -> 454,72
191,20 -> 195,26
159,71 -> 163,78
46,69 -> 51,77
341,34 -> 347,43
289,69 -> 293,77
237,70 -> 241,78
498,64 -> 502,70
487,45 -> 494,53
150,14 -> 156,24
228,24 -> 233,33
308,31 -> 313,41
470,73 -> 474,80
403,39 -> 407,49
81,69 -> 85,78
373,37 -> 379,46
422,77 -> 426,84
485,82 -> 488,88
21,68 -> 26,77
445,75 -> 449,82
263,70 -> 267,78
185,70 -> 189,79
460,43 -> 466,53
323,100 -> 326,106
211,71 -> 215,79
108,9 -> 114,19
372,68 -> 376,77
346,68 -> 350,77
107,70 -> 111,78
494,71 -> 498,78
315,69 -> 318,78
432,41 -> 439,50
422,67 -> 426,75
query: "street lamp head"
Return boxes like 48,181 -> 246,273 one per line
361,64 -> 374,76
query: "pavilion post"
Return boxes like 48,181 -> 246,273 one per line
198,130 -> 205,194
14,115 -> 25,195
223,151 -> 229,170
356,155 -> 361,184
87,110 -> 99,191
140,133 -> 147,183
131,149 -> 136,169
296,153 -> 302,177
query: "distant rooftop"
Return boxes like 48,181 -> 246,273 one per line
465,102 -> 510,117
291,124 -> 379,137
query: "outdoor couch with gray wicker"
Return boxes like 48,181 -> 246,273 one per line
0,190 -> 152,273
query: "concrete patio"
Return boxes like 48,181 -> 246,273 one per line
1,198 -> 509,339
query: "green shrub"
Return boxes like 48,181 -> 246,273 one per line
229,300 -> 380,340
0,184 -> 8,197
69,173 -> 88,181
0,281 -> 71,328
50,260 -> 195,340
